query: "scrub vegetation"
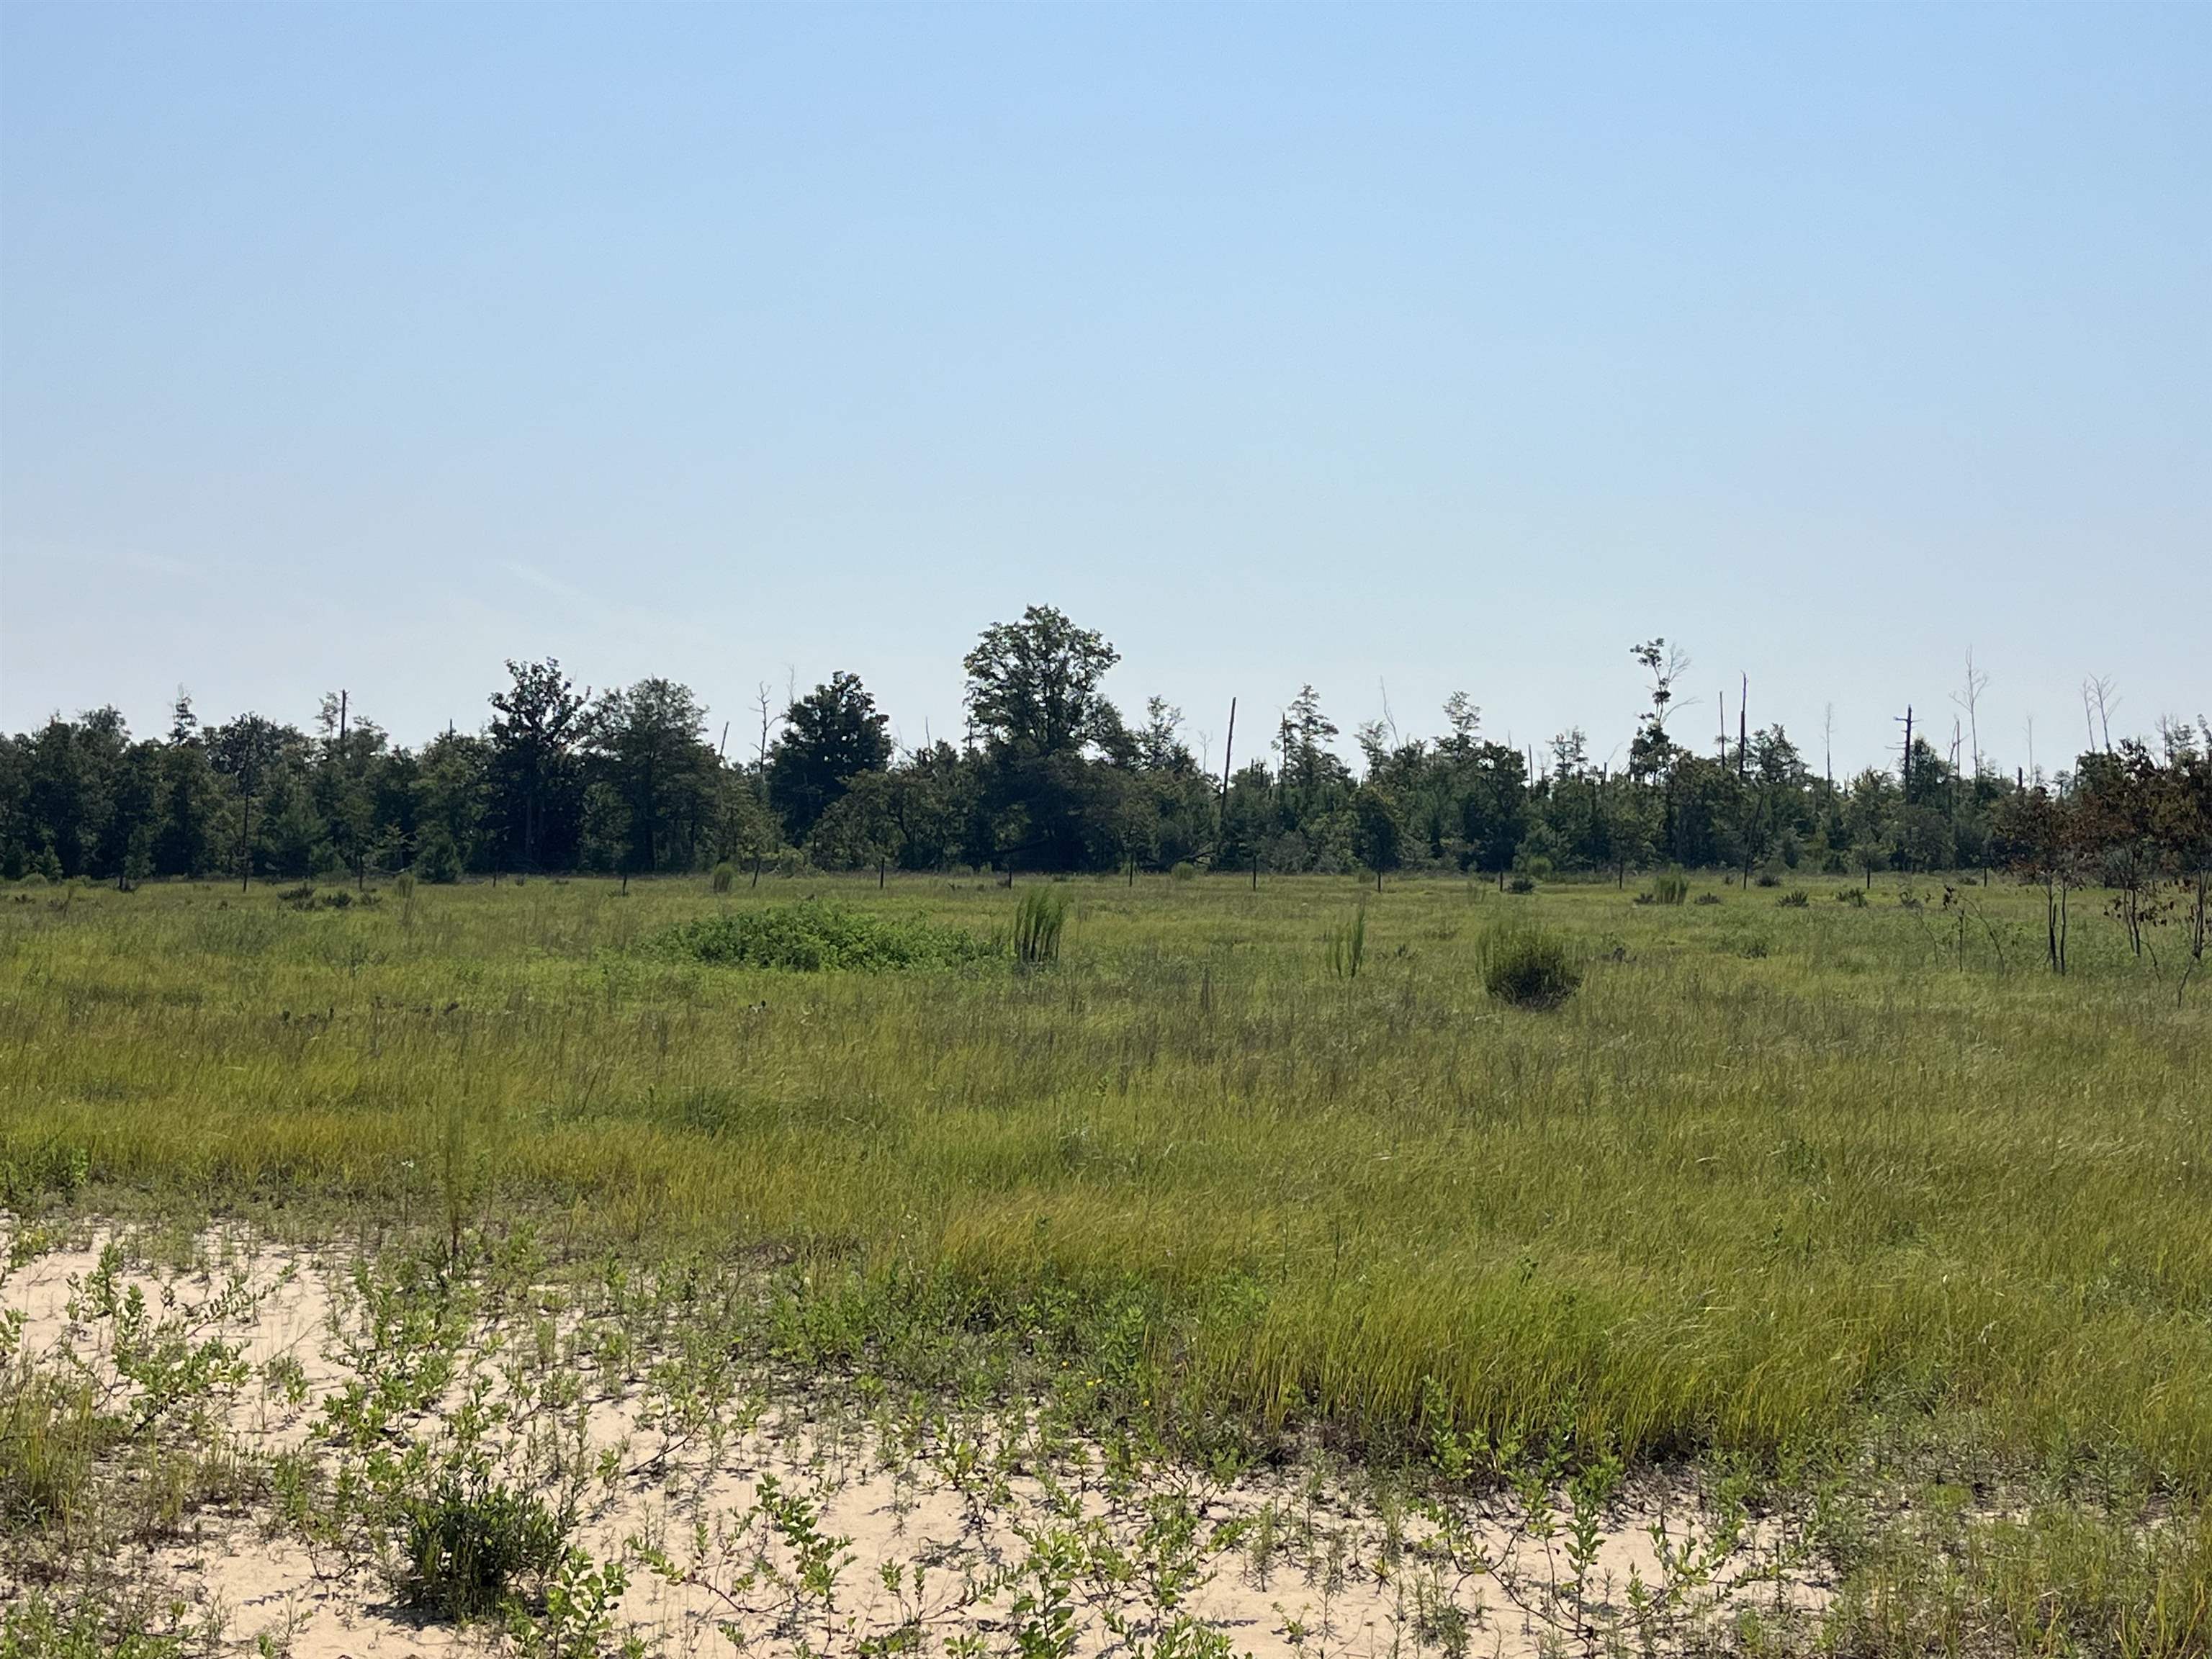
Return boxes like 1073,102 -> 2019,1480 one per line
1,868 -> 2207,1655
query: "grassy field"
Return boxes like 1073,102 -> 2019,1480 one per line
3,869 -> 2208,1653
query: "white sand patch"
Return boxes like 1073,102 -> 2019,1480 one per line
1,1226 -> 1821,1658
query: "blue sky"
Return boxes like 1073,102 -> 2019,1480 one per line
2,4 -> 2204,775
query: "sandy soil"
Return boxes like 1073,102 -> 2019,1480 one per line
1,1229 -> 1819,1658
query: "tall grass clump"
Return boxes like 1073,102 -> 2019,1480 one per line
1326,905 -> 1367,979
0,1371 -> 104,1533
710,860 -> 737,894
652,899 -> 987,973
1652,868 -> 1689,906
1480,917 -> 1581,1009
1012,886 -> 1069,966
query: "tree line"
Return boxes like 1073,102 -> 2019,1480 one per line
3,606 -> 2206,941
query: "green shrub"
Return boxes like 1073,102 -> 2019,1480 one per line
652,900 -> 988,973
1837,887 -> 1867,907
1754,869 -> 1781,889
1506,873 -> 1537,894
414,830 -> 462,885
1652,868 -> 1689,906
0,1591 -> 193,1658
1775,888 -> 1810,908
392,871 -> 417,900
710,860 -> 737,894
1480,921 -> 1581,1010
1169,861 -> 1198,882
1013,886 -> 1069,967
396,1476 -> 567,1619
1694,892 -> 1723,906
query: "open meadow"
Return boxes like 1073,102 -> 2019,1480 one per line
2,870 -> 2207,1657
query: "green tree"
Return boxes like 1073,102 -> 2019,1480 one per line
1352,786 -> 1403,887
411,731 -> 489,874
709,768 -> 781,878
767,671 -> 892,844
962,606 -> 1121,758
206,714 -> 295,889
588,680 -> 716,873
806,768 -> 902,877
488,658 -> 589,873
963,608 -> 1127,871
152,701 -> 220,878
885,742 -> 975,871
1456,743 -> 1529,873
313,693 -> 387,885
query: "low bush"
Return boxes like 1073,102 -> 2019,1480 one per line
1506,873 -> 1538,894
1776,889 -> 1810,908
1480,921 -> 1581,1010
395,1476 -> 568,1619
1694,892 -> 1723,906
1838,888 -> 1867,907
1754,870 -> 1781,889
710,860 -> 737,894
651,900 -> 989,973
1651,869 -> 1689,906
1169,861 -> 1198,882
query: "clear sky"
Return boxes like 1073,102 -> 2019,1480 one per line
2,4 -> 2205,777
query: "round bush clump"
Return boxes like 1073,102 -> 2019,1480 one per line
1482,925 -> 1581,1010
652,899 -> 989,973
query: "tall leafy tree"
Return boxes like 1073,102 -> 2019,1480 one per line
962,608 -> 1127,870
589,679 -> 716,873
1457,743 -> 1530,873
962,606 -> 1121,758
766,672 -> 891,844
410,731 -> 490,877
488,658 -> 589,873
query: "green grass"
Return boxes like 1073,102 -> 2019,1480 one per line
1,869 -> 2207,1509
